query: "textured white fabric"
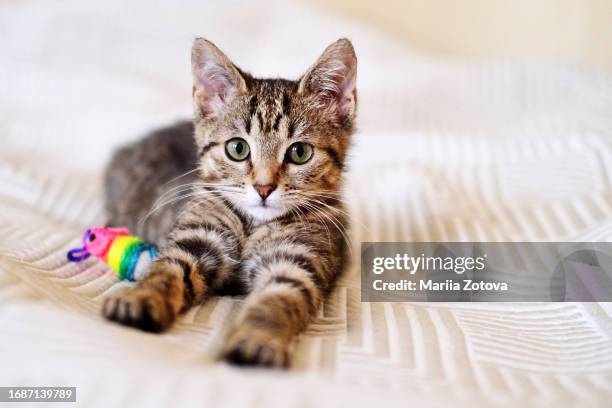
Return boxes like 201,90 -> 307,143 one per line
2,0 -> 612,407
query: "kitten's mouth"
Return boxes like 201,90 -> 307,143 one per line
238,188 -> 287,222
251,201 -> 282,211
252,196 -> 282,209
244,201 -> 286,222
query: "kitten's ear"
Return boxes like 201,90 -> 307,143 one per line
298,38 -> 357,126
191,38 -> 247,119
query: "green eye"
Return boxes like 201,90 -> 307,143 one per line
225,138 -> 250,161
287,142 -> 313,164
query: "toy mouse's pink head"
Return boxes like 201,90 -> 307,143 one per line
67,226 -> 129,262
84,227 -> 129,257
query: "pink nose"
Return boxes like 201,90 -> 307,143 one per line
253,184 -> 276,200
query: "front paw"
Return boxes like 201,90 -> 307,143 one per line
102,288 -> 175,333
222,327 -> 290,369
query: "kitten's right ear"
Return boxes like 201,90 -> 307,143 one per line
191,38 -> 247,120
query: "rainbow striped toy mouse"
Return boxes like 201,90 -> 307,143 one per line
67,227 -> 157,281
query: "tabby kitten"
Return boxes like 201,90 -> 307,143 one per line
102,38 -> 357,368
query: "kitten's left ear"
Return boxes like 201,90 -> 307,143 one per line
299,38 -> 357,127
191,38 -> 247,120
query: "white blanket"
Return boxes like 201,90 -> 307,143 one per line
1,0 -> 612,407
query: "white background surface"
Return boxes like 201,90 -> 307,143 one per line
2,1 -> 612,407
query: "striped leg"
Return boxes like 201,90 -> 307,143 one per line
222,254 -> 324,368
103,204 -> 244,332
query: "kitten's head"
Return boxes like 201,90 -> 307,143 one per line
191,38 -> 357,222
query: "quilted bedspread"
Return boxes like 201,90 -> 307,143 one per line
2,0 -> 612,407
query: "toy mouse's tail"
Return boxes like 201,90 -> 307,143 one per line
67,246 -> 90,262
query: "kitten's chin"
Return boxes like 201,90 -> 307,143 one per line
243,205 -> 287,223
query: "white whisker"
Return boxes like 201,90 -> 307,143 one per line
163,167 -> 200,186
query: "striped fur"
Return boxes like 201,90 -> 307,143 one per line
103,38 -> 357,368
